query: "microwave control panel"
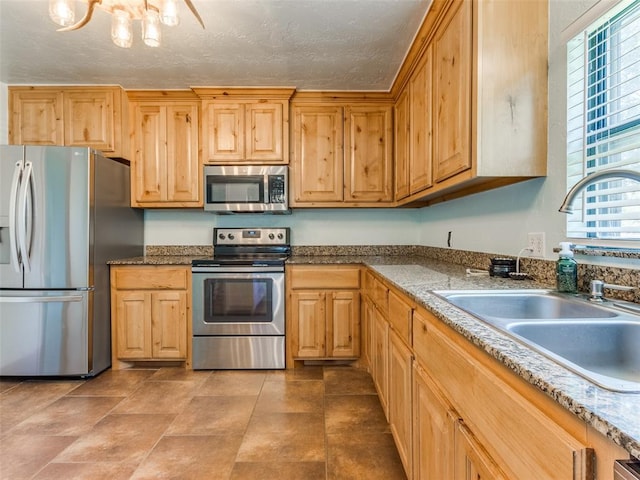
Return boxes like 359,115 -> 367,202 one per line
268,175 -> 286,204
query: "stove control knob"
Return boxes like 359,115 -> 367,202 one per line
268,233 -> 275,240
277,233 -> 284,239
228,234 -> 235,240
218,233 -> 226,240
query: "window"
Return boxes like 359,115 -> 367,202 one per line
566,0 -> 640,242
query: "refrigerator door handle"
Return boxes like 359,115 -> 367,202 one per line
8,161 -> 22,273
16,161 -> 33,273
0,295 -> 84,303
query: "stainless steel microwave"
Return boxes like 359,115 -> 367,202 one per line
203,165 -> 289,213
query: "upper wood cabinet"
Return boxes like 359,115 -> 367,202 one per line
291,105 -> 344,202
410,45 -> 434,195
395,45 -> 434,202
392,0 -> 548,206
290,95 -> 393,207
128,91 -> 201,208
394,88 -> 411,200
9,86 -> 129,158
194,87 -> 294,164
344,105 -> 393,202
432,0 -> 472,183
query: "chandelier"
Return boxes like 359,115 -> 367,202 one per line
49,0 -> 205,48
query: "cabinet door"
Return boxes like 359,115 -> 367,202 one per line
413,363 -> 456,480
64,89 -> 116,153
132,104 -> 166,204
246,102 -> 284,161
433,0 -> 472,183
388,329 -> 413,478
327,290 -> 360,357
151,291 -> 187,359
9,88 -> 63,145
202,102 -> 244,162
344,105 -> 393,202
360,298 -> 373,371
394,87 -> 411,200
372,307 -> 389,419
114,291 -> 152,359
455,421 -> 507,480
291,106 -> 344,202
291,291 -> 326,358
166,104 -> 200,203
410,45 -> 434,194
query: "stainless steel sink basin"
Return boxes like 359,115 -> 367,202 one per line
507,321 -> 640,391
437,290 -> 617,326
433,289 -> 640,392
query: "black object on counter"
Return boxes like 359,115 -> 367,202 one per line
489,258 -> 517,277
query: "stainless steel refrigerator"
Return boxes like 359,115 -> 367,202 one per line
0,145 -> 143,376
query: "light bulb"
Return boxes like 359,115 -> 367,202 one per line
49,0 -> 75,27
142,8 -> 162,47
160,0 -> 180,26
111,8 -> 132,48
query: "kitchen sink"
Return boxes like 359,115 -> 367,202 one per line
436,290 -> 617,327
433,289 -> 640,392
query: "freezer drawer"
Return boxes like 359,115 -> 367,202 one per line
0,290 -> 90,376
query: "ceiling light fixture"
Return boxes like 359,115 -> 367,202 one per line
48,0 -> 205,48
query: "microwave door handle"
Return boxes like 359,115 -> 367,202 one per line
16,161 -> 33,273
8,161 -> 22,272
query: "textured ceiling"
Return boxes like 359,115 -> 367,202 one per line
0,0 -> 431,90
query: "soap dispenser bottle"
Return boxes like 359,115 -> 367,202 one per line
556,242 -> 578,293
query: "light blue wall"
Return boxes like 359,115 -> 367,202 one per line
144,208 -> 422,246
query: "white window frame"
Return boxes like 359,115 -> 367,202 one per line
565,0 -> 640,249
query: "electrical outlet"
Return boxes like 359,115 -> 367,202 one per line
527,232 -> 546,257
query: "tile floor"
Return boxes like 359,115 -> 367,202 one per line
0,366 -> 407,480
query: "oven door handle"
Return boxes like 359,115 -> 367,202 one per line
192,266 -> 284,274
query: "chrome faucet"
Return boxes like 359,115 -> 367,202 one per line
559,169 -> 640,213
588,279 -> 637,303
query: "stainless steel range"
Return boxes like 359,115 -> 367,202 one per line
191,227 -> 290,369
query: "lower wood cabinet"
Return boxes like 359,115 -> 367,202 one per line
363,267 -> 628,480
454,420 -> 508,480
371,303 -> 389,418
110,265 -> 191,369
412,362 -> 456,480
412,307 -> 597,480
388,328 -> 413,478
286,265 -> 361,366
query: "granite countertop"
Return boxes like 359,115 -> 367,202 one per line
110,252 -> 640,459
290,254 -> 640,460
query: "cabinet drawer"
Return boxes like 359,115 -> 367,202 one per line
289,266 -> 360,289
112,266 -> 189,290
388,289 -> 412,346
370,276 -> 389,315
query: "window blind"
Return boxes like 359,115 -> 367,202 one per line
566,0 -> 640,240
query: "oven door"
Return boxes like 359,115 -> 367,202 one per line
192,266 -> 285,336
